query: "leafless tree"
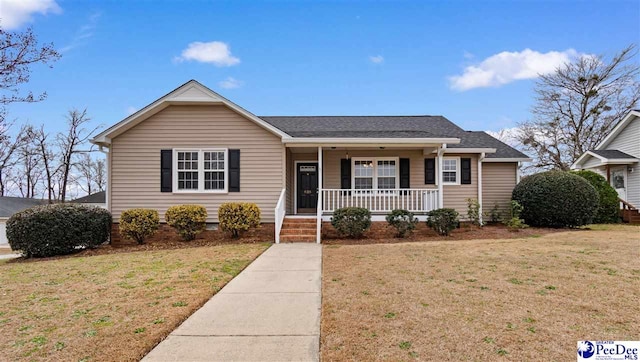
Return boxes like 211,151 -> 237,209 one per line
31,125 -> 58,202
0,27 -> 60,118
13,127 -> 42,198
56,109 -> 99,201
0,121 -> 30,195
75,153 -> 106,195
517,45 -> 640,170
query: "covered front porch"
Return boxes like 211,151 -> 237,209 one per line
274,137 -> 490,243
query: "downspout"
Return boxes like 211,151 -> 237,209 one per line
437,144 -> 446,208
478,152 -> 485,224
98,145 -> 110,212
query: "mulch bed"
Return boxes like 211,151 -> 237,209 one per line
321,222 -> 562,245
8,225 -> 274,263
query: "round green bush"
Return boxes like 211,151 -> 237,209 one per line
571,170 -> 620,224
426,208 -> 459,236
512,171 -> 598,228
119,208 -> 159,244
386,209 -> 418,238
6,203 -> 112,258
331,207 -> 371,238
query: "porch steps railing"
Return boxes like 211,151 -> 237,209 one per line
321,188 -> 439,213
619,198 -> 640,224
274,188 -> 286,243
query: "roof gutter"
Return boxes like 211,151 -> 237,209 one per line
282,137 -> 461,146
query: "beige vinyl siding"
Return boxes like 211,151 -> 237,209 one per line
606,117 -> 640,205
110,105 -> 284,223
286,152 -> 318,214
482,162 -> 517,219
321,150 -> 478,216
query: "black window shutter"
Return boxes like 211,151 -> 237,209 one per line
461,158 -> 472,184
399,158 -> 410,189
160,150 -> 172,192
340,159 -> 351,189
229,149 -> 240,192
425,158 -> 435,185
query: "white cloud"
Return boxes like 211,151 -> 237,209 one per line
218,77 -> 243,89
369,55 -> 384,64
0,0 -> 61,29
449,48 -> 581,91
175,41 -> 240,66
59,11 -> 101,53
486,127 -> 522,148
125,106 -> 137,116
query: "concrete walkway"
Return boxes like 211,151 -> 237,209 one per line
143,243 -> 322,362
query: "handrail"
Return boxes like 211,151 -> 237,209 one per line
274,188 -> 286,244
619,198 -> 637,211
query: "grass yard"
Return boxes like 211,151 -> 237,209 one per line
321,225 -> 640,361
0,243 -> 270,361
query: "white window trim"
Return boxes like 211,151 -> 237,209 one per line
173,148 -> 228,193
439,156 -> 461,186
351,157 -> 400,189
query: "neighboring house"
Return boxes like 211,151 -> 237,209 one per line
70,191 -> 107,208
91,80 -> 530,243
572,110 -> 640,223
0,197 -> 47,246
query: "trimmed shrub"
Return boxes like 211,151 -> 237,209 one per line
386,209 -> 418,238
119,208 -> 159,244
426,208 -> 459,236
571,170 -> 620,223
331,207 -> 371,238
503,200 -> 529,231
218,202 -> 261,238
512,171 -> 598,228
485,203 -> 502,224
466,198 -> 482,226
165,204 -> 207,241
6,203 -> 112,258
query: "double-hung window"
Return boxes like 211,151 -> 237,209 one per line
353,158 -> 398,190
441,157 -> 459,185
174,149 -> 227,192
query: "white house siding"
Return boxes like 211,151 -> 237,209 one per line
0,219 -> 7,246
605,117 -> 640,206
110,105 -> 285,223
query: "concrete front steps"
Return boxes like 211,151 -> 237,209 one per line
279,217 -> 317,243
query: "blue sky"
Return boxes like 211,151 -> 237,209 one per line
2,0 -> 639,136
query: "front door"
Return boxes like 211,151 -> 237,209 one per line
610,166 -> 627,200
297,162 -> 318,213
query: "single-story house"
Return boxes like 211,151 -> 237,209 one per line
0,196 -> 47,246
91,80 -> 530,243
572,110 -> 640,223
70,191 -> 107,208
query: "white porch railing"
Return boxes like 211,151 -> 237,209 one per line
274,188 -> 286,244
321,188 -> 439,213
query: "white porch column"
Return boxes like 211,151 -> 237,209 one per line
478,152 -> 485,224
437,145 -> 445,208
316,146 -> 323,244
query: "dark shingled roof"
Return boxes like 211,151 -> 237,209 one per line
260,115 -> 529,159
590,149 -> 638,159
0,197 -> 47,218
70,191 -> 106,204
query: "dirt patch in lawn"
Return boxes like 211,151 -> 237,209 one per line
322,222 -> 560,245
0,243 -> 269,361
321,224 -> 640,361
